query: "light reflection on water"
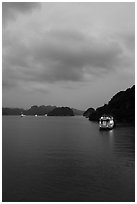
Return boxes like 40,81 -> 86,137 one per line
108,130 -> 114,146
2,116 -> 135,202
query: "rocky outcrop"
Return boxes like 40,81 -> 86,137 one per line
83,107 -> 95,118
47,107 -> 74,116
24,105 -> 56,115
89,85 -> 135,123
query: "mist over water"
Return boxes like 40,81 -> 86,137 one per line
2,116 -> 135,202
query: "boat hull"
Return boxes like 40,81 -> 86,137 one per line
99,126 -> 114,130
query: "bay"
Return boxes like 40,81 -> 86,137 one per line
2,116 -> 135,202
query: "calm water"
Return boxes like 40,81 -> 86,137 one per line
2,116 -> 135,202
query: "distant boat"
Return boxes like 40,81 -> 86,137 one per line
99,115 -> 114,130
35,114 -> 38,117
45,114 -> 47,116
21,113 -> 25,117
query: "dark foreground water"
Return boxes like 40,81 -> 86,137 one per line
3,116 -> 135,202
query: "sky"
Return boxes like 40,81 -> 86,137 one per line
2,2 -> 135,110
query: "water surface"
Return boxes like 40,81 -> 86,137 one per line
3,116 -> 135,202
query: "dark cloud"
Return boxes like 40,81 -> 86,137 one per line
2,2 -> 41,25
2,3 -> 134,108
3,28 -> 132,91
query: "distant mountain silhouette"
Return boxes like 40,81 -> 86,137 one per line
2,105 -> 56,116
83,107 -> 95,118
47,107 -> 74,116
72,108 -> 84,115
24,105 -> 56,115
89,85 -> 135,123
2,105 -> 83,116
2,108 -> 24,115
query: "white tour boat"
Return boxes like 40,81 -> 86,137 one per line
99,115 -> 114,130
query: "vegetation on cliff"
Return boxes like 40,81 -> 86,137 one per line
89,85 -> 135,123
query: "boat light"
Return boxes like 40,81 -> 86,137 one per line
109,120 -> 114,124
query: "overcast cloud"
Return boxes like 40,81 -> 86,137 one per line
2,2 -> 135,109
2,2 -> 41,25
